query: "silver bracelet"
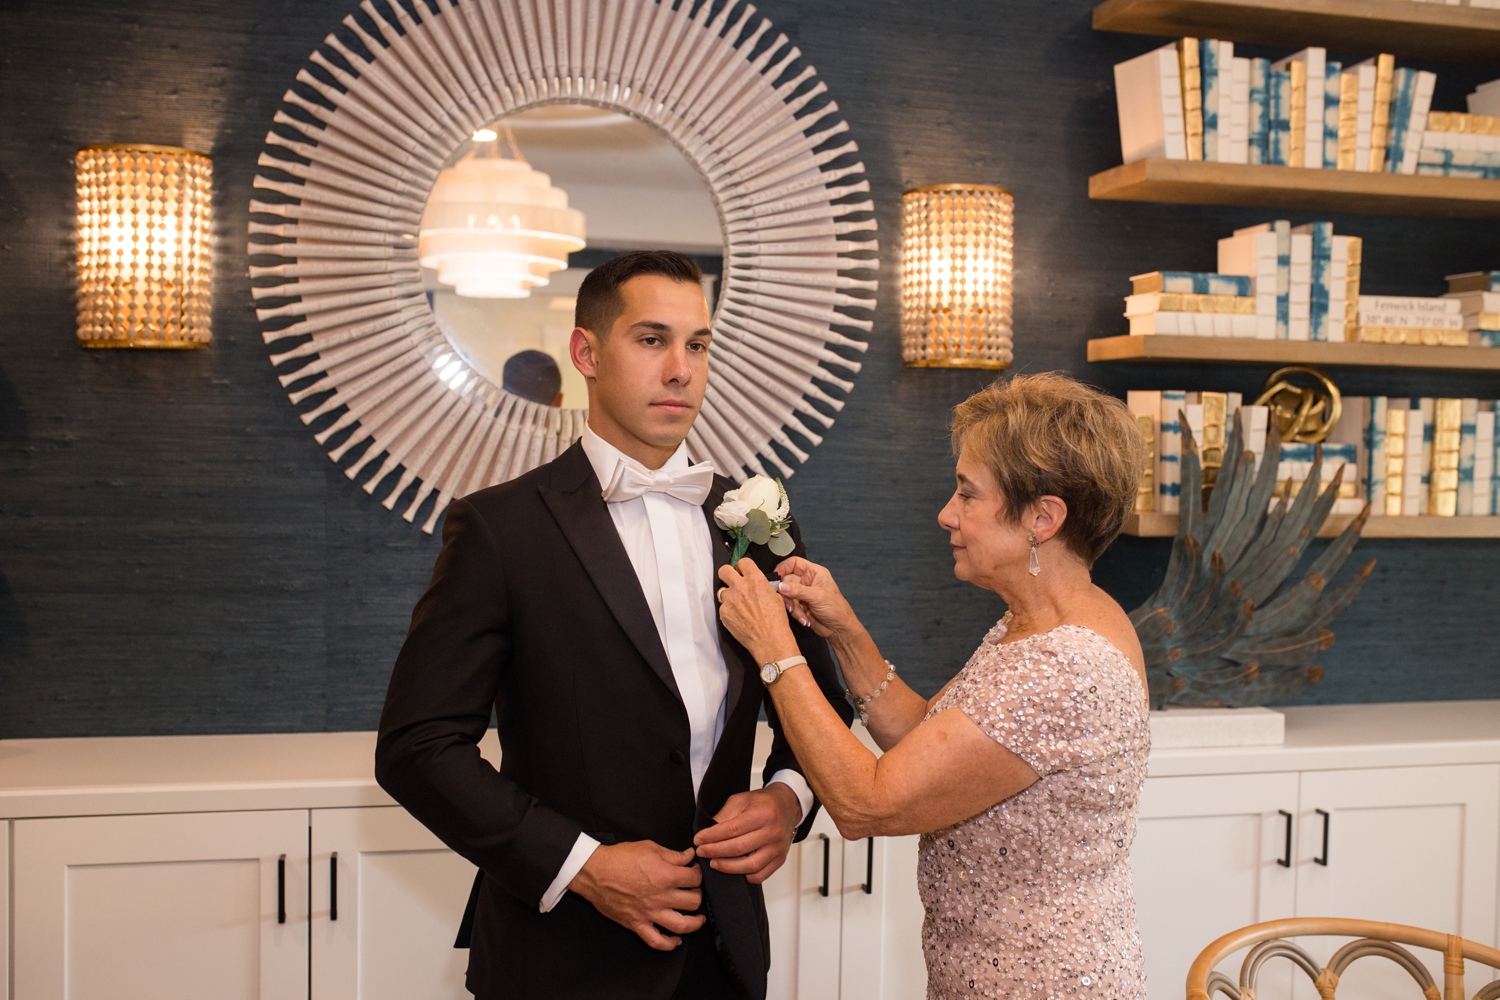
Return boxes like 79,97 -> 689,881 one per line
846,661 -> 896,725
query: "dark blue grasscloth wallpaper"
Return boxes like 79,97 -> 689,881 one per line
2,0 -> 1498,738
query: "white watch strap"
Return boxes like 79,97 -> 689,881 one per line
771,655 -> 807,678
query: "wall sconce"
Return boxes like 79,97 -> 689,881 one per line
75,144 -> 213,349
900,184 -> 1013,369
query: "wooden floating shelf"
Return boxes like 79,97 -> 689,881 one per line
1123,512 -> 1500,538
1088,334 -> 1500,371
1089,159 -> 1500,220
1093,0 -> 1500,63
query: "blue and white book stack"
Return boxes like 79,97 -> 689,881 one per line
1126,219 -> 1361,342
1123,271 -> 1257,336
1419,111 -> 1500,180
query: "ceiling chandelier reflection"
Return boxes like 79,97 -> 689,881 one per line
418,128 -> 585,298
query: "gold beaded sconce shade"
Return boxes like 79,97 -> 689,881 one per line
900,184 -> 1013,368
75,145 -> 213,349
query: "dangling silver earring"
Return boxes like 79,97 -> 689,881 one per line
1028,531 -> 1041,576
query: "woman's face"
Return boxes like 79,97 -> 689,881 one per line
937,449 -> 1030,592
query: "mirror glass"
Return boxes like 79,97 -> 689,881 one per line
419,104 -> 723,409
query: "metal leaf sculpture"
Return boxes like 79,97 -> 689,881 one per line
1130,409 -> 1376,709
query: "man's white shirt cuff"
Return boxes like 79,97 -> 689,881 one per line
768,769 -> 813,826
540,832 -> 601,913
542,773 -> 809,914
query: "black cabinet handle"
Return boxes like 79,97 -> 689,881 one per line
862,837 -> 874,894
330,852 -> 338,921
1315,809 -> 1330,866
1277,810 -> 1292,868
817,834 -> 830,897
277,854 -> 287,924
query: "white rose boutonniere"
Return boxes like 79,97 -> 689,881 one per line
713,475 -> 794,562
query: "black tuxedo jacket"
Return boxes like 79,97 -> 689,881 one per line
375,441 -> 852,1000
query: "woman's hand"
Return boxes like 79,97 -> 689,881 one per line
773,556 -> 859,641
717,559 -> 801,666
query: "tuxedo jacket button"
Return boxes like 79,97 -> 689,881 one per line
669,749 -> 686,765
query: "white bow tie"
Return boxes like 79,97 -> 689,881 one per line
601,458 -> 716,506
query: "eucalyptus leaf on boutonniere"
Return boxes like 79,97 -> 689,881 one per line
713,475 -> 794,562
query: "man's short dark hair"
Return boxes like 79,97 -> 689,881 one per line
501,349 -> 562,406
574,250 -> 704,336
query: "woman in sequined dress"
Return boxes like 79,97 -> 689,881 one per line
712,373 -> 1152,999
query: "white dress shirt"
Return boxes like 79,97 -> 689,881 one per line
538,426 -> 813,912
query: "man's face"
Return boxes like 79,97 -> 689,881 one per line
571,274 -> 712,458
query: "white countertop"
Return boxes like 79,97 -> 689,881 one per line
1147,700 -> 1500,777
0,731 -> 499,819
1,702 -> 1496,819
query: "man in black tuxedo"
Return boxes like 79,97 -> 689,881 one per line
376,250 -> 852,999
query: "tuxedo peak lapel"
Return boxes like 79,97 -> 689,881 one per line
540,445 -> 680,702
703,477 -> 748,722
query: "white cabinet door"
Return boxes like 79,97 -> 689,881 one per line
763,808 -> 846,1000
1293,764 -> 1500,1000
311,806 -> 477,1000
838,833 -> 927,1000
13,810 -> 309,1000
1132,771 -> 1301,1000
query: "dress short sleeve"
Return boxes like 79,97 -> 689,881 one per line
939,624 -> 1139,779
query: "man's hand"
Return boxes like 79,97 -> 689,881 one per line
567,841 -> 705,951
692,784 -> 801,884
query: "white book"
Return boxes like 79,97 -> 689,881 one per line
1274,48 -> 1326,170
1242,404 -> 1269,469
1347,63 -> 1377,171
1402,71 -> 1437,174
1418,398 -> 1435,515
1476,409 -> 1496,515
1115,44 -> 1189,162
1328,245 -> 1349,343
1218,224 -> 1278,338
1229,56 -> 1251,164
1288,232 -> 1312,340
1403,399 -> 1426,515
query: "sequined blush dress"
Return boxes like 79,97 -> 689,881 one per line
918,617 -> 1151,999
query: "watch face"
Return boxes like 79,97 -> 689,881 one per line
760,663 -> 779,685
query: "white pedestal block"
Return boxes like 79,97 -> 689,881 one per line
1150,706 -> 1285,748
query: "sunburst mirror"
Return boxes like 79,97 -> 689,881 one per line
249,0 -> 878,532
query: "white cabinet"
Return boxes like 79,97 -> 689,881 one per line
1131,713 -> 1500,1000
1291,764 -> 1500,999
3,704 -> 1497,1000
838,832 -> 927,1000
1133,772 -> 1300,1000
763,805 -> 926,1000
12,810 -> 310,1000
311,806 -> 477,1000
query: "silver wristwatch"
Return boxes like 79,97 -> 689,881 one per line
760,655 -> 807,685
